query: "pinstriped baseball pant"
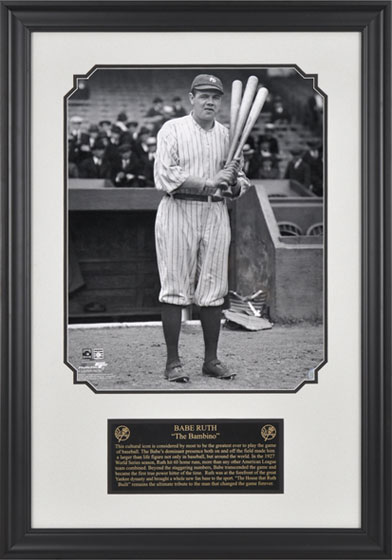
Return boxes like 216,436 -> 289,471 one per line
155,196 -> 231,307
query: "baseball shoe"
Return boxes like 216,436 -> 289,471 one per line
202,359 -> 236,380
164,360 -> 189,383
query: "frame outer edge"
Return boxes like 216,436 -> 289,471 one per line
0,2 -> 10,558
0,1 -> 388,32
362,8 -> 379,548
1,1 -> 391,559
383,3 -> 392,557
362,5 -> 392,556
6,8 -> 32,556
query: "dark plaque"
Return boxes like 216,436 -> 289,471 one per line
108,419 -> 283,493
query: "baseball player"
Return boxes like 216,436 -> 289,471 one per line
154,73 -> 250,383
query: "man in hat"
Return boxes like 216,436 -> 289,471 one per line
73,123 -> 100,163
171,96 -> 187,118
139,136 -> 157,187
258,123 -> 280,155
302,139 -> 323,196
145,97 -> 166,133
284,147 -> 311,188
271,97 -> 291,124
154,73 -> 250,383
95,131 -> 110,147
68,115 -> 90,164
98,119 -> 112,138
122,121 -> 139,146
69,115 -> 85,142
134,126 -> 152,161
78,139 -> 112,179
105,125 -> 123,165
146,97 -> 164,119
242,143 -> 261,179
111,143 -> 143,187
116,111 -> 129,132
259,156 -> 280,179
87,124 -> 100,148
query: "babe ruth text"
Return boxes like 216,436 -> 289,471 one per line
172,424 -> 218,440
112,441 -> 279,492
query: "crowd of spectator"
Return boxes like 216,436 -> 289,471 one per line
68,93 -> 323,197
68,114 -> 158,186
243,123 -> 323,196
67,95 -> 188,184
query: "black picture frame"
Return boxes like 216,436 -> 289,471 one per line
1,1 -> 391,558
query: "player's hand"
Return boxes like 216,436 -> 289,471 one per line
212,168 -> 236,189
223,178 -> 251,198
223,158 -> 241,186
224,158 -> 241,173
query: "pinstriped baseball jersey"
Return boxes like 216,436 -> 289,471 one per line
154,114 -> 244,307
154,114 -> 229,193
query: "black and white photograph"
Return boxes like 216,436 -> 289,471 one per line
66,66 -> 326,392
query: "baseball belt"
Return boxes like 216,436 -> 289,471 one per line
168,193 -> 224,203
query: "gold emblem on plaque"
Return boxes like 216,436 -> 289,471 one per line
261,424 -> 277,441
114,425 -> 130,442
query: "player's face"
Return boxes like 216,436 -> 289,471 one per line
189,90 -> 222,123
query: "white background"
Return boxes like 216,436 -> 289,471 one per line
31,32 -> 361,528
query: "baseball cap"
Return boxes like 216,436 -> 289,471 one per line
191,74 -> 224,94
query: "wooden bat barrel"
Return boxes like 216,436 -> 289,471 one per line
229,80 -> 243,144
226,75 -> 259,163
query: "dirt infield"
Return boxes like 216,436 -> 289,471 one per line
67,322 -> 324,392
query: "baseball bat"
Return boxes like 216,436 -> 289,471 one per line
233,87 -> 269,159
226,75 -> 259,163
229,80 -> 243,144
220,86 -> 268,196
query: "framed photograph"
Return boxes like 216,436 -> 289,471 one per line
1,1 -> 391,558
66,64 -> 326,393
